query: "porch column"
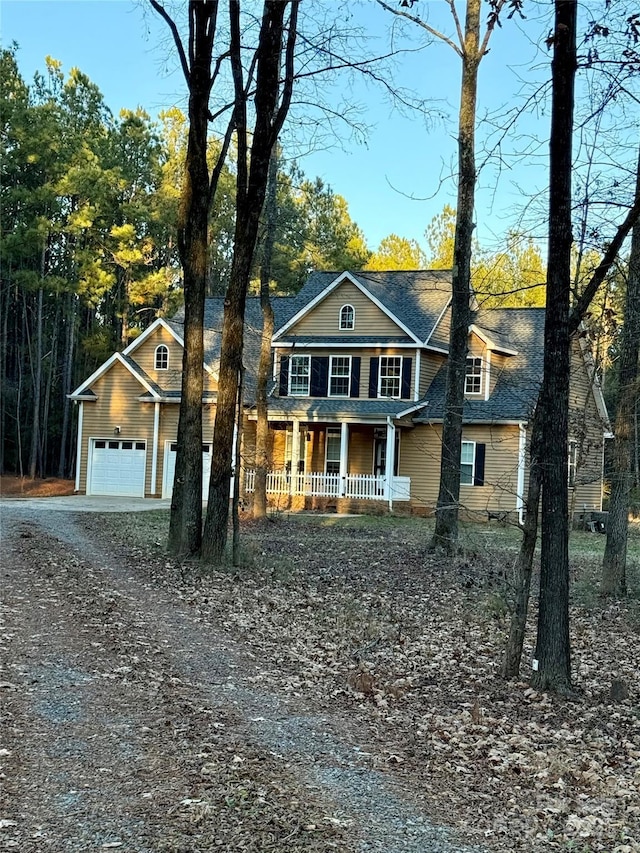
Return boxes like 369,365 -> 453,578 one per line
291,418 -> 300,495
151,401 -> 160,495
339,421 -> 349,497
384,416 -> 396,510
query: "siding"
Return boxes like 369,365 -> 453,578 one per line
400,422 -> 521,515
132,325 -> 185,391
289,280 -> 405,337
419,352 -> 446,397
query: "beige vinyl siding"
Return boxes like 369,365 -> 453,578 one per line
347,425 -> 374,474
80,363 -> 156,495
420,352 -> 446,397
288,280 -> 405,337
400,422 -> 521,515
489,352 -> 507,397
133,326 -> 185,391
430,305 -> 451,347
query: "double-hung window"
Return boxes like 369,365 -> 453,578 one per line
339,304 -> 354,330
325,427 -> 342,474
460,441 -> 476,485
155,344 -> 169,370
465,357 -> 483,394
379,356 -> 402,398
568,440 -> 577,487
289,355 -> 310,396
329,356 -> 351,397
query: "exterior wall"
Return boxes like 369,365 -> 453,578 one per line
400,422 -> 522,517
419,352 -> 446,398
347,425 -> 374,474
131,325 -> 184,390
288,280 -> 405,337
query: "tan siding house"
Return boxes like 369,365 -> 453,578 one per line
70,270 -> 609,518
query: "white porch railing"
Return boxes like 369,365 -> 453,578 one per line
244,470 -> 411,501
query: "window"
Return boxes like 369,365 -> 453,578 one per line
465,357 -> 482,394
339,304 -> 354,330
155,344 -> 169,370
289,355 -> 310,396
460,441 -> 476,485
329,356 -> 351,397
325,427 -> 341,474
379,356 -> 402,398
568,440 -> 577,487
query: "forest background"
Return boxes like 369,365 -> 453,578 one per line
1,0 -> 638,499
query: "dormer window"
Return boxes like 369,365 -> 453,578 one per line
155,344 -> 169,370
339,304 -> 355,330
465,357 -> 482,394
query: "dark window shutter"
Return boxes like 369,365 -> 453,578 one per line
474,443 -> 486,486
401,357 -> 412,399
310,356 -> 329,396
279,355 -> 289,396
369,357 -> 379,398
350,357 -> 361,398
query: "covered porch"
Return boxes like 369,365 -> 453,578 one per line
243,417 -> 412,507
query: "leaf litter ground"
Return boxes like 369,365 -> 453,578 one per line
1,506 -> 639,852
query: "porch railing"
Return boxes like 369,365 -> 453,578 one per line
244,470 -> 411,501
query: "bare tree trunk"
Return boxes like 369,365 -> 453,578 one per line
430,0 -> 480,552
0,279 -> 10,473
601,150 -> 640,596
58,291 -> 76,478
502,409 -> 542,678
531,0 -> 577,695
254,151 -> 278,519
28,282 -> 44,479
232,367 -> 244,566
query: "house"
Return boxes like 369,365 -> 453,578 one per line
69,269 -> 609,520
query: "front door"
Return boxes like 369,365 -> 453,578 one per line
373,429 -> 400,477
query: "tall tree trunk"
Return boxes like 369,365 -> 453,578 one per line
58,291 -> 76,478
28,282 -> 44,479
531,0 -> 577,695
502,410 -> 542,678
601,151 -> 640,596
430,0 -> 479,551
254,151 -> 278,520
0,279 -> 10,473
164,0 -> 216,557
202,0 -> 298,563
232,367 -> 244,566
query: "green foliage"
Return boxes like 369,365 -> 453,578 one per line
365,233 -> 428,271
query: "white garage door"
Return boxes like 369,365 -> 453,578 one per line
162,442 -> 212,500
89,439 -> 146,497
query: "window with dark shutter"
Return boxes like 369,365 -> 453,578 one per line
401,357 -> 412,399
474,443 -> 486,486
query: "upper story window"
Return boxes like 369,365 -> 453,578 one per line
465,356 -> 483,394
155,344 -> 169,370
339,304 -> 355,330
289,355 -> 310,396
329,356 -> 351,397
379,356 -> 402,398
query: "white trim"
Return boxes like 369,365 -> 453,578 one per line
469,323 -> 518,356
384,417 -> 396,509
291,419 -> 301,487
339,421 -> 349,496
397,400 -> 428,419
151,402 -> 160,495
273,341 -> 420,349
378,355 -> 403,400
288,353 -> 311,396
576,329 -> 611,430
414,349 -> 421,401
484,349 -> 491,401
74,401 -> 83,493
328,354 -> 352,398
464,356 -> 483,396
460,440 -> 476,486
325,425 -> 342,474
339,303 -> 355,330
70,352 -> 161,400
424,297 -> 452,346
272,271 -> 422,344
154,343 -> 169,370
516,422 -> 526,524
123,317 -> 182,356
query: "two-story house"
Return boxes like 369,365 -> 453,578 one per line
69,269 -> 609,520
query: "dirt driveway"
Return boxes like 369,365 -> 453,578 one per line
0,503 -> 482,853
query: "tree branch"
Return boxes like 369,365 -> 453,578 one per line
149,0 -> 191,85
376,0 -> 463,58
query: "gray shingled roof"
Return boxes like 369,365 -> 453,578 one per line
278,270 -> 452,343
274,335 -> 415,346
414,308 -> 546,423
259,397 -> 415,419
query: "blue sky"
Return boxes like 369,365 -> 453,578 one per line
2,0 -> 554,254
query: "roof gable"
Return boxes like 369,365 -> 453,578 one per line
69,352 -> 161,400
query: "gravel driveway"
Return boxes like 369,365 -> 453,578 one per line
0,503 -> 484,853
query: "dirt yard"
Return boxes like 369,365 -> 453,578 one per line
1,503 -> 638,852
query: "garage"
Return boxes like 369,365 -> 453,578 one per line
89,439 -> 146,497
162,441 -> 212,500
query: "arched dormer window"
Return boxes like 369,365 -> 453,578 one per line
339,304 -> 355,330
155,344 -> 169,370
